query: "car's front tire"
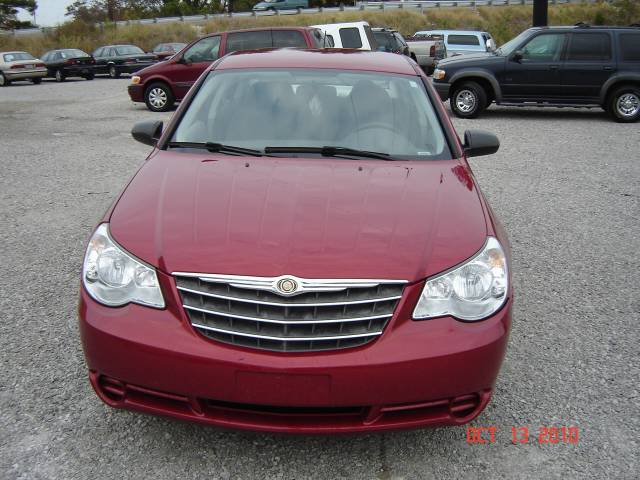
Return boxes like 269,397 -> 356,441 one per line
144,82 -> 174,112
608,85 -> 640,123
109,65 -> 120,79
450,81 -> 487,119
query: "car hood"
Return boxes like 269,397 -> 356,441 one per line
109,151 -> 487,282
438,52 -> 500,67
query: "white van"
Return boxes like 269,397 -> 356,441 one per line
310,21 -> 378,50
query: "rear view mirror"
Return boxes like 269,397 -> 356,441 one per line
463,130 -> 500,157
132,120 -> 163,146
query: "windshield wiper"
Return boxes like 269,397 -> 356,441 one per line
167,141 -> 263,157
264,146 -> 392,160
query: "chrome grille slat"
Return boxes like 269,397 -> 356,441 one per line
191,323 -> 383,341
176,286 -> 402,307
183,304 -> 393,325
174,274 -> 406,352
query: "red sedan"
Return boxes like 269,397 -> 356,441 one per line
79,49 -> 512,433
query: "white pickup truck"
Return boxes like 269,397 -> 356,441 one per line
405,33 -> 447,74
311,21 -> 378,50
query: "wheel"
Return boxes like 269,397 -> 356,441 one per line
55,69 -> 65,82
31,77 -> 42,84
109,65 -> 120,79
0,72 -> 11,86
608,85 -> 640,123
84,72 -> 95,80
144,82 -> 174,112
450,81 -> 488,119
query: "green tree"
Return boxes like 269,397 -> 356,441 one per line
0,0 -> 37,29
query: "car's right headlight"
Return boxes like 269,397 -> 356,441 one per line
413,237 -> 508,321
433,68 -> 446,80
82,223 -> 164,308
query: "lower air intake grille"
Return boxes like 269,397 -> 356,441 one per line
174,273 -> 406,352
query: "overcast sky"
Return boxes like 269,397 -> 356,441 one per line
18,0 -> 75,27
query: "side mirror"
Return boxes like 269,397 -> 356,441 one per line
512,50 -> 523,62
132,120 -> 163,147
463,130 -> 500,157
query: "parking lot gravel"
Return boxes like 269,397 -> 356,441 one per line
1,77 -> 638,480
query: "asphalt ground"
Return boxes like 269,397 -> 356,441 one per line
1,76 -> 638,479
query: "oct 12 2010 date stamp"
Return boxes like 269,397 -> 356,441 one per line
466,426 -> 580,445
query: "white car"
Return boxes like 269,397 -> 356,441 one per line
0,51 -> 47,86
310,21 -> 378,50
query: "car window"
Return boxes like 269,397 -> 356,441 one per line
521,34 -> 565,62
272,30 -> 307,48
153,44 -> 164,53
339,28 -> 363,49
567,33 -> 611,61
619,33 -> 640,62
115,46 -> 144,55
41,52 -> 50,61
364,25 -> 378,50
93,48 -> 103,57
394,33 -> 407,47
54,52 -> 63,60
3,52 -> 34,62
172,69 -> 451,160
183,36 -> 221,63
373,32 -> 395,51
310,28 -> 326,48
326,34 -> 335,47
447,35 -> 480,46
226,31 -> 273,54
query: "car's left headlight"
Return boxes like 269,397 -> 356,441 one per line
82,223 -> 165,308
433,68 -> 446,80
413,237 -> 508,321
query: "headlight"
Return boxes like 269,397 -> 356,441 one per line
130,75 -> 141,85
413,237 -> 508,321
82,224 -> 164,308
433,68 -> 446,80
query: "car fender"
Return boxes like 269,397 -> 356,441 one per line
449,69 -> 502,102
600,72 -> 640,104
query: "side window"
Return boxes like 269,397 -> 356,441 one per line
226,31 -> 272,54
93,47 -> 103,57
567,33 -> 611,61
521,34 -> 565,62
339,27 -> 363,49
272,30 -> 307,48
108,48 -> 116,57
619,33 -> 640,62
41,52 -> 50,61
54,52 -> 63,60
448,35 -> 480,46
183,36 -> 221,63
326,34 -> 335,48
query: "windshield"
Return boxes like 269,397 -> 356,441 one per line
115,46 -> 144,55
497,30 -> 533,55
3,52 -> 34,62
171,69 -> 450,160
61,49 -> 88,58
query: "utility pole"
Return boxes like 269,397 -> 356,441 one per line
533,0 -> 549,27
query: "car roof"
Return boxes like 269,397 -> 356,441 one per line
215,49 -> 417,75
528,25 -> 640,31
417,30 -> 487,35
201,26 -> 314,38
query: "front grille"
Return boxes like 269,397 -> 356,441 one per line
174,274 -> 406,352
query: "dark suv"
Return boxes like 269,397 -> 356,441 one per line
433,25 -> 640,122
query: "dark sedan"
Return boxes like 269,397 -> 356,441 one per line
92,44 -> 156,78
151,42 -> 187,61
41,49 -> 95,82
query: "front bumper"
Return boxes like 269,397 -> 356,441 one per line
127,84 -> 144,102
5,68 -> 47,80
79,275 -> 511,433
433,80 -> 451,101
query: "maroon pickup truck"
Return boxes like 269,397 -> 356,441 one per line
128,27 -> 326,111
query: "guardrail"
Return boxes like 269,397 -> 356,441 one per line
0,0 -> 600,36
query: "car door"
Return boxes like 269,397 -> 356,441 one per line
93,47 -> 107,73
171,35 -> 221,99
562,32 -> 615,101
500,32 -> 567,100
